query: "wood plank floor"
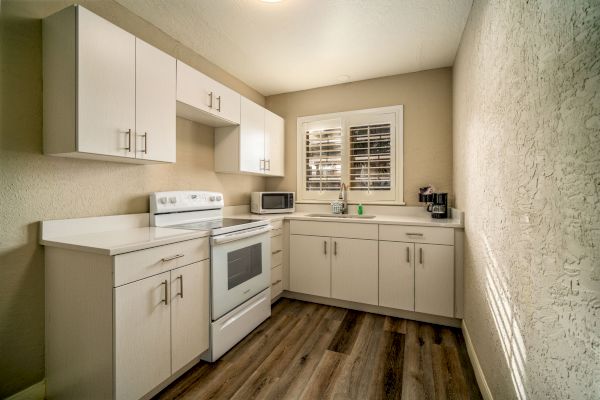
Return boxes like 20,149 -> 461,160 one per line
154,299 -> 482,400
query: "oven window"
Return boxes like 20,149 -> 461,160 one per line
227,243 -> 262,289
262,194 -> 287,209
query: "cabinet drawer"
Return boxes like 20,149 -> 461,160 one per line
114,238 -> 209,286
270,219 -> 283,231
271,234 -> 282,253
271,265 -> 283,299
379,225 -> 453,245
290,220 -> 378,240
270,228 -> 282,237
271,249 -> 283,268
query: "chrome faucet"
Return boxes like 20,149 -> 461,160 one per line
338,183 -> 348,214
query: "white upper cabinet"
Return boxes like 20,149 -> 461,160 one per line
239,97 -> 266,174
215,97 -> 285,176
43,5 -> 176,163
265,109 -> 285,176
77,6 -> 135,159
176,61 -> 241,126
135,38 -> 176,163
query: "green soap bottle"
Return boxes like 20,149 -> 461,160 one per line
357,204 -> 364,215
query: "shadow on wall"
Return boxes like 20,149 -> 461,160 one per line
482,235 -> 527,400
0,224 -> 45,396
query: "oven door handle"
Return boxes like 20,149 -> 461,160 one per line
211,225 -> 272,245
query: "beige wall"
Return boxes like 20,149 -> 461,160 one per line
265,68 -> 453,206
454,0 -> 599,399
0,1 -> 265,396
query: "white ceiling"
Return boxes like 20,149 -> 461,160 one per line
116,0 -> 473,96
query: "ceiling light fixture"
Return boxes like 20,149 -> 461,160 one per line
260,0 -> 283,3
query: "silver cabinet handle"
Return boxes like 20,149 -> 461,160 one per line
324,240 -> 327,255
419,248 -> 423,264
209,92 -> 214,108
271,279 -> 282,286
334,241 -> 337,256
162,280 -> 168,305
217,95 -> 221,112
272,249 -> 282,255
161,254 -> 184,262
138,132 -> 148,154
266,159 -> 271,171
406,232 -> 424,237
260,159 -> 265,171
177,275 -> 183,298
406,246 -> 410,263
124,129 -> 132,152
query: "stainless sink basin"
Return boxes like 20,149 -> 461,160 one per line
305,213 -> 376,219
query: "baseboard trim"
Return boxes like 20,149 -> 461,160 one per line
282,291 -> 461,328
6,380 -> 46,400
462,320 -> 493,400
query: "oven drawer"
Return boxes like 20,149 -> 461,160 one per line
379,225 -> 454,245
114,238 -> 209,286
271,265 -> 283,299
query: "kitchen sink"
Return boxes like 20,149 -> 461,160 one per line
305,213 -> 376,219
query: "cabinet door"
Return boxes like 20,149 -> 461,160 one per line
77,6 -> 135,158
114,272 -> 171,400
176,60 -> 214,114
212,81 -> 241,124
239,97 -> 266,174
379,241 -> 414,310
331,238 -> 378,305
265,109 -> 284,176
135,38 -> 176,163
171,261 -> 209,373
415,244 -> 454,317
290,235 -> 331,297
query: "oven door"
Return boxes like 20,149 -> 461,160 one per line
211,225 -> 271,320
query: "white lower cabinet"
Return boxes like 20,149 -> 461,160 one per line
331,238 -> 378,305
288,221 -> 457,319
115,272 -> 172,400
414,244 -> 454,317
45,238 -> 210,400
115,260 -> 209,400
290,235 -> 331,297
170,261 -> 210,372
379,241 -> 415,311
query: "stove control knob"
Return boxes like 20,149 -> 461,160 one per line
159,197 -> 167,205
169,197 -> 177,204
210,196 -> 216,201
216,195 -> 223,201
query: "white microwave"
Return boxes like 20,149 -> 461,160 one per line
251,192 -> 295,214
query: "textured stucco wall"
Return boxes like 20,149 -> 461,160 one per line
454,1 -> 600,399
0,1 -> 266,396
265,68 -> 454,206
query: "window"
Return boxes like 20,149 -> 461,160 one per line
297,106 -> 403,204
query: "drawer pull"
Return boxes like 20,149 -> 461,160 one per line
162,254 -> 184,262
406,232 -> 424,237
272,249 -> 282,255
271,279 -> 282,286
161,280 -> 168,305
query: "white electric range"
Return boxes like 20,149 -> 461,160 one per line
150,191 -> 272,361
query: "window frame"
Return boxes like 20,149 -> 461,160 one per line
296,105 -> 404,205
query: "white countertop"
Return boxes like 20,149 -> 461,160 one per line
228,211 -> 463,228
40,206 -> 463,256
41,227 -> 208,256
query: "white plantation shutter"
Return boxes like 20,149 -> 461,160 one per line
304,119 -> 342,192
348,123 -> 392,191
298,107 -> 402,203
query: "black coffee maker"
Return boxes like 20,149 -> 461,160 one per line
419,190 -> 448,219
